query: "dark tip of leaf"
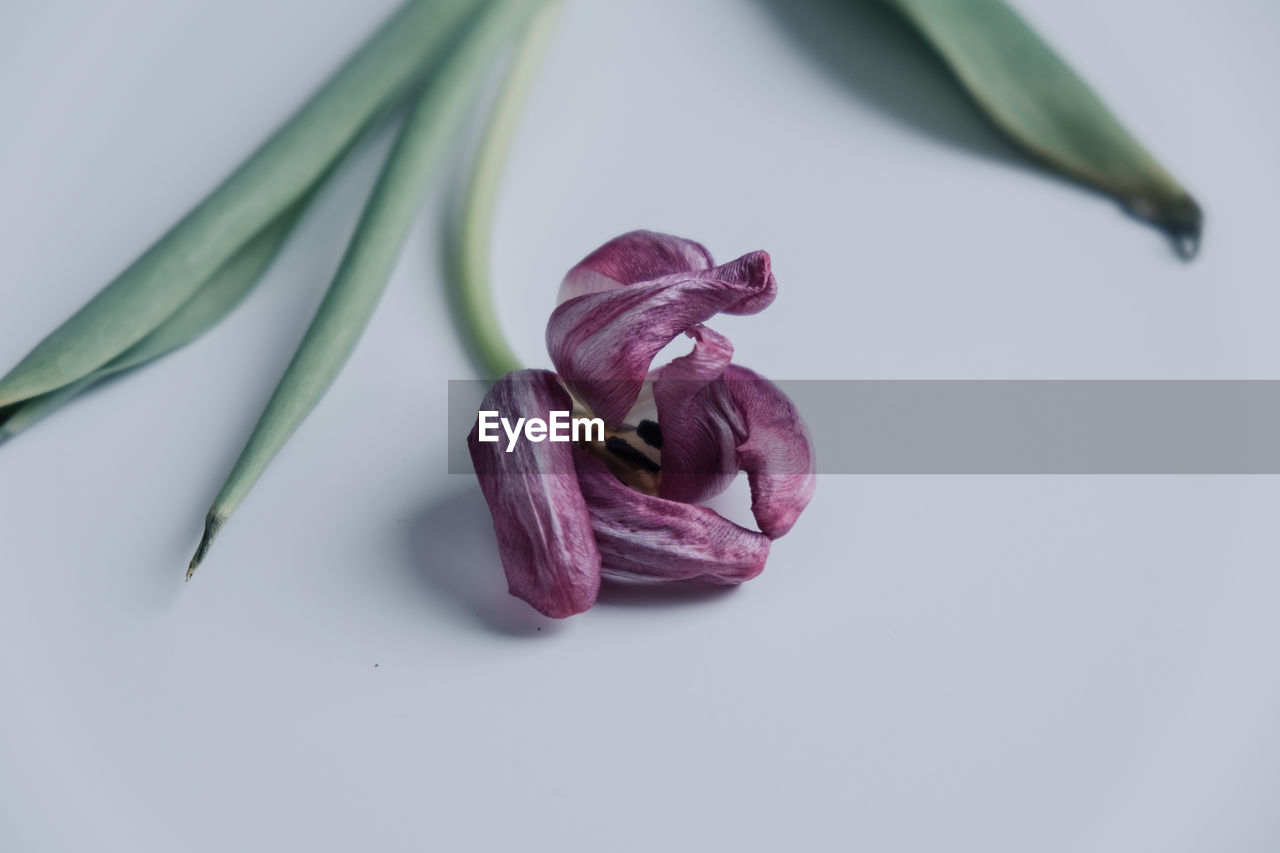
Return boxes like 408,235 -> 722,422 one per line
1162,197 -> 1203,261
186,513 -> 225,580
1173,230 -> 1200,261
1124,192 -> 1203,261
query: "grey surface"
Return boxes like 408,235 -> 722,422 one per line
1,1 -> 1278,851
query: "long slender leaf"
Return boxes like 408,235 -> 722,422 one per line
0,0 -> 482,408
881,0 -> 1202,256
188,0 -> 546,576
447,0 -> 563,379
0,203 -> 304,442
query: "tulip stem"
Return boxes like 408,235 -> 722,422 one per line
448,0 -> 564,379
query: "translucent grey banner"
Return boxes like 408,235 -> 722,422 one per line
448,380 -> 1280,474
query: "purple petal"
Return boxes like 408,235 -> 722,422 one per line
467,370 -> 600,618
651,325 -> 740,504
557,230 -> 714,304
656,364 -> 816,539
573,449 -> 771,584
726,365 -> 817,538
547,250 -> 776,424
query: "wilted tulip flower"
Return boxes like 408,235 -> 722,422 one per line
468,231 -> 816,618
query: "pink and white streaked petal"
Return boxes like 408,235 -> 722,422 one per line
556,230 -> 715,304
467,370 -> 601,618
573,449 -> 771,584
546,251 -> 777,424
652,325 -> 740,505
724,365 -> 817,539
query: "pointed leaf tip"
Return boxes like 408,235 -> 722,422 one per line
187,514 -> 224,580
883,0 -> 1204,257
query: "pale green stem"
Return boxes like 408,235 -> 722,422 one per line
448,0 -> 564,378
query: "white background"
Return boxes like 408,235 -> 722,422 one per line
2,1 -> 1278,850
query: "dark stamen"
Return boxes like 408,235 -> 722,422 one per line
605,436 -> 661,473
636,419 -> 663,449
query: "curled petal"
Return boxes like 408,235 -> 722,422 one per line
652,325 -> 739,504
656,364 -> 816,539
725,365 -> 817,538
573,449 -> 770,584
467,370 -> 600,618
547,250 -> 776,424
557,230 -> 714,304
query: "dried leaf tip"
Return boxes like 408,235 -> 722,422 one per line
186,514 -> 225,580
881,0 -> 1204,258
1126,193 -> 1203,260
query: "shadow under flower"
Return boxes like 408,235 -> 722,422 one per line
405,484 -> 561,637
594,579 -> 740,609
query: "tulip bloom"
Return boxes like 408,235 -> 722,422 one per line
467,231 -> 816,617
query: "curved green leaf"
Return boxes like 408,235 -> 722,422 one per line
0,203 -> 303,442
0,0 -> 482,407
188,0 -> 546,576
882,0 -> 1202,256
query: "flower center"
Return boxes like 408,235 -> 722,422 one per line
578,417 -> 663,496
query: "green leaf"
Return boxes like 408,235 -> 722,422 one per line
881,0 -> 1202,256
0,202 -> 304,443
0,0 -> 483,407
188,0 -> 547,576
